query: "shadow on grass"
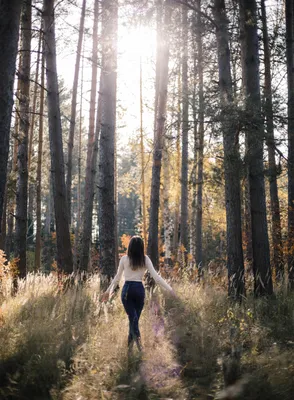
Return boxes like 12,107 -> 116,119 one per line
0,286 -> 93,399
161,294 -> 219,400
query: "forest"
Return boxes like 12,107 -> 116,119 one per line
0,0 -> 294,398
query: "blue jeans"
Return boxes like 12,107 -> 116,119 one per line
121,281 -> 145,345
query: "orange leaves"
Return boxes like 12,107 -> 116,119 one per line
120,234 -> 131,253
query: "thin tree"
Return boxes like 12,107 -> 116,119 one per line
15,0 -> 32,278
98,0 -> 118,287
172,69 -> 181,255
74,41 -> 85,270
180,0 -> 189,252
66,0 -> 87,225
213,0 -> 245,299
0,0 -> 23,242
35,36 -> 45,271
286,0 -> 294,289
43,0 -> 73,273
260,0 -> 283,280
79,0 -> 99,272
239,0 -> 273,295
27,26 -> 42,246
195,0 -> 204,270
191,17 -> 198,265
140,56 -> 147,247
147,0 -> 172,268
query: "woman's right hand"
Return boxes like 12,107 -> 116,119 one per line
169,289 -> 178,299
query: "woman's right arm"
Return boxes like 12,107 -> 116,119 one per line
145,255 -> 174,293
104,255 -> 125,295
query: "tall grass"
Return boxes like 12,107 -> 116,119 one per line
1,272 -> 294,399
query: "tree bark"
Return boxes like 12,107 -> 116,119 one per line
0,0 -> 22,242
172,69 -> 181,256
0,184 -> 8,251
195,0 -> 204,270
74,43 -> 85,271
214,0 -> 245,299
239,0 -> 273,295
140,57 -> 147,248
261,0 -> 283,281
286,0 -> 294,289
15,0 -> 32,278
35,37 -> 45,271
98,0 -> 118,287
66,0 -> 87,225
147,1 -> 172,269
191,45 -> 198,266
79,0 -> 99,272
43,0 -> 73,273
180,0 -> 189,252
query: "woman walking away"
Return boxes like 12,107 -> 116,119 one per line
101,236 -> 176,351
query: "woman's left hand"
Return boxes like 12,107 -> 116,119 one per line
100,292 -> 110,302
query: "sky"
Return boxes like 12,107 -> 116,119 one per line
55,1 -> 157,152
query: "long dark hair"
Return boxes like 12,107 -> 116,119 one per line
127,236 -> 145,270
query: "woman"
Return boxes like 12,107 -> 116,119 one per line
101,236 -> 176,350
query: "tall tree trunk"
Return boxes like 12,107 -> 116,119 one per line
191,20 -> 198,266
195,1 -> 204,270
0,0 -> 22,241
239,0 -> 273,295
163,140 -> 172,266
35,38 -> 45,271
27,26 -> 42,247
214,0 -> 245,299
43,0 -> 73,273
66,0 -> 87,225
15,0 -> 32,278
6,119 -> 20,259
74,42 -> 85,271
286,0 -> 294,289
140,57 -> 147,248
98,0 -> 118,287
261,0 -> 283,281
239,6 -> 253,273
154,0 -> 163,136
79,0 -> 99,272
173,69 -> 181,256
0,185 -> 8,251
147,1 -> 172,269
180,0 -> 189,252
28,28 -> 42,171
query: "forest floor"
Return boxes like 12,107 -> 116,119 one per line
1,274 -> 294,400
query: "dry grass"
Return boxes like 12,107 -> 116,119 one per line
0,273 -> 294,399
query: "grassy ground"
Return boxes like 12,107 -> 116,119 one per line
1,273 -> 294,399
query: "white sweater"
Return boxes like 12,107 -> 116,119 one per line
106,255 -> 173,294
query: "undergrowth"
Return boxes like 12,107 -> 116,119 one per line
0,268 -> 294,399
